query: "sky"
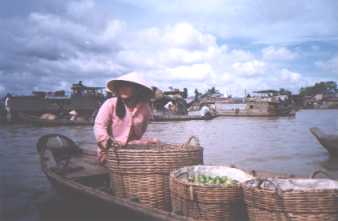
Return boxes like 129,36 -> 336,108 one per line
1,0 -> 338,97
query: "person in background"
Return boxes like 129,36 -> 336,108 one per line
5,93 -> 12,122
94,72 -> 159,164
209,103 -> 217,115
200,105 -> 212,118
40,113 -> 57,120
69,110 -> 79,121
164,101 -> 173,113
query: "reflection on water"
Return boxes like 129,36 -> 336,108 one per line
1,109 -> 338,221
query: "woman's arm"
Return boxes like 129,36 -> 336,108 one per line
94,99 -> 114,149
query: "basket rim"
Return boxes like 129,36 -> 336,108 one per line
242,178 -> 338,194
108,144 -> 203,153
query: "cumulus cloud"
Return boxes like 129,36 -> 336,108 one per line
162,23 -> 216,50
166,64 -> 213,81
232,60 -> 266,77
262,46 -> 298,61
280,69 -> 301,83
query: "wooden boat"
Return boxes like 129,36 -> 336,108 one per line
37,134 -> 300,221
152,113 -> 216,122
217,99 -> 295,117
310,127 -> 338,156
18,112 -> 93,126
36,134 -> 188,221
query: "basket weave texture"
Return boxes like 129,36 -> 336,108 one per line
242,178 -> 338,221
107,137 -> 203,211
170,165 -> 253,221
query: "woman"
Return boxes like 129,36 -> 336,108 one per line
94,72 -> 158,163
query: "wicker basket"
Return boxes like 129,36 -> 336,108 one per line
242,176 -> 338,221
170,165 -> 253,221
107,136 -> 203,211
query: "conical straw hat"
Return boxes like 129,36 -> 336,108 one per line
106,72 -> 153,94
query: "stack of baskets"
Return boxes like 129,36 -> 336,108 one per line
107,136 -> 203,211
242,175 -> 338,221
170,165 -> 253,221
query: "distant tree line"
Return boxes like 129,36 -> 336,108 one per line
299,81 -> 337,97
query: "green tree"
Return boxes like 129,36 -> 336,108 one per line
299,81 -> 337,96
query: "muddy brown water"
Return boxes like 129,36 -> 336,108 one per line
1,109 -> 338,221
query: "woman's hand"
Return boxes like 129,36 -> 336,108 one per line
147,138 -> 160,144
97,140 -> 108,164
97,138 -> 122,164
98,148 -> 108,164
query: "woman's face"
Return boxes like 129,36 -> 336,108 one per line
117,82 -> 134,99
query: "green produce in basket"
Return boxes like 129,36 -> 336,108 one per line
188,174 -> 238,186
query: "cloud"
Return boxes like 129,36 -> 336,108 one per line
280,69 -> 301,83
162,23 -> 216,50
117,0 -> 338,44
232,60 -> 266,77
66,0 -> 95,18
262,46 -> 298,61
316,55 -> 338,74
0,0 -> 338,97
164,64 -> 213,81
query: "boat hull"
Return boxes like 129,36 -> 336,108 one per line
45,174 -> 153,220
310,127 -> 338,157
37,134 -> 188,221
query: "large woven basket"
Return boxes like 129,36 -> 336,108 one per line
107,136 -> 203,211
170,165 -> 253,221
242,174 -> 338,221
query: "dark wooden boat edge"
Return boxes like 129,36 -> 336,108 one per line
310,127 -> 338,156
37,134 -> 191,221
43,167 -> 189,221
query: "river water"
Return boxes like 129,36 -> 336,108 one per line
1,109 -> 338,221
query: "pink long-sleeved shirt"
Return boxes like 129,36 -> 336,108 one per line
94,97 -> 152,151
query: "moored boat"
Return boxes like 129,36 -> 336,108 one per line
18,112 -> 93,126
217,100 -> 295,117
310,127 -> 338,156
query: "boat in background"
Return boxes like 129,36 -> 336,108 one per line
217,100 -> 295,117
217,90 -> 295,117
18,112 -> 93,126
310,127 -> 338,157
6,81 -> 105,123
